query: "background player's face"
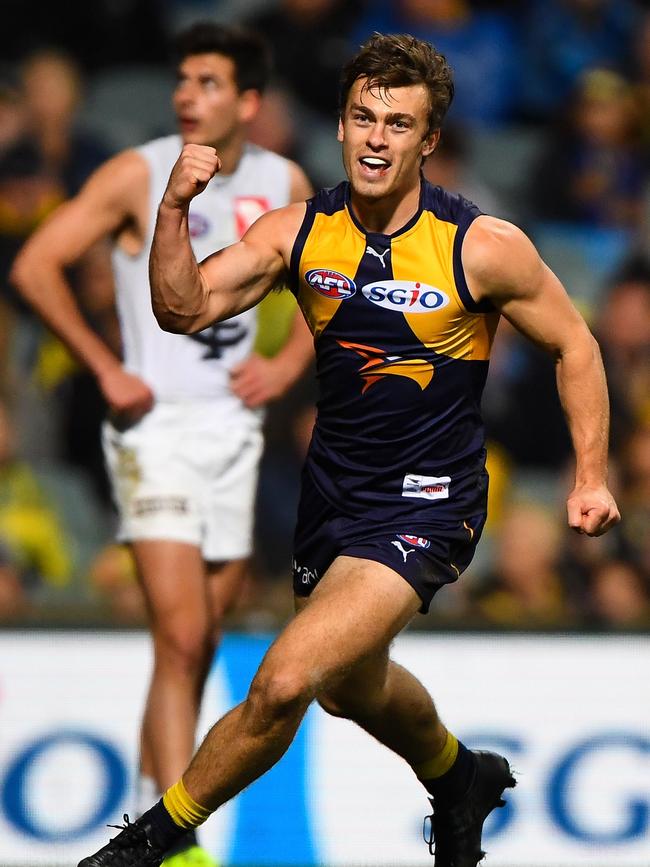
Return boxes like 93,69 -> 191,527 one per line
338,77 -> 438,200
173,53 -> 259,149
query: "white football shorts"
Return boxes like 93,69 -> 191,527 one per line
102,402 -> 263,561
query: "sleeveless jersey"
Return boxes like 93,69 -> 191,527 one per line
112,135 -> 291,410
289,179 -> 500,522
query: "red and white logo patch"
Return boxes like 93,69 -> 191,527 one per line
402,474 -> 451,501
234,196 -> 271,238
396,534 -> 431,549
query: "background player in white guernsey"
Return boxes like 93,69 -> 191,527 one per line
11,22 -> 313,867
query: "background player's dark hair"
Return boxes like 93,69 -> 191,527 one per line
340,33 -> 454,135
173,22 -> 272,94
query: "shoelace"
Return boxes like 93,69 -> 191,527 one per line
106,814 -> 152,849
422,801 -> 436,856
423,803 -> 490,865
109,814 -> 132,830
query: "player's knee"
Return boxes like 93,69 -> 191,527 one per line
247,664 -> 313,721
152,619 -> 214,674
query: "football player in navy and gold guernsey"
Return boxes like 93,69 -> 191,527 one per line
79,33 -> 620,867
290,176 -> 499,606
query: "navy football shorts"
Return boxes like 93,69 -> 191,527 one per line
292,471 -> 487,613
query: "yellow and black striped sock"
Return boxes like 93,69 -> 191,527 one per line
139,779 -> 212,851
414,730 -> 476,805
163,779 -> 212,829
413,730 -> 459,780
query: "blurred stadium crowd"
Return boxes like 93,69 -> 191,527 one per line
0,0 -> 649,631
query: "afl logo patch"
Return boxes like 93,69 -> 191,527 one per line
397,534 -> 431,549
306,268 -> 356,300
362,280 -> 449,313
189,212 -> 211,238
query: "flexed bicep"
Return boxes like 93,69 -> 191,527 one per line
463,216 -> 587,356
462,214 -> 619,537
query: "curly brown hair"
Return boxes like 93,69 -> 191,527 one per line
339,33 -> 454,135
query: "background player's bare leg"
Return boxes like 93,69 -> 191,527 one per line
181,557 -> 431,809
134,540 -> 245,790
206,558 -> 248,647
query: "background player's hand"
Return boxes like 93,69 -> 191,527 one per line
162,144 -> 221,209
567,483 -> 620,536
98,365 -> 154,424
230,353 -> 294,408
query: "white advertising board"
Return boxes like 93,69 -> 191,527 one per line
0,631 -> 647,866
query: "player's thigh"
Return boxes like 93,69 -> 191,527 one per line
130,538 -> 208,634
263,555 -> 421,691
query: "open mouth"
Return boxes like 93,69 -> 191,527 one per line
359,156 -> 391,176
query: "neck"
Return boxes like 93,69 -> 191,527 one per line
349,179 -> 421,235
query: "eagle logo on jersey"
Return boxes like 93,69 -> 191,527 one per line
337,340 -> 434,393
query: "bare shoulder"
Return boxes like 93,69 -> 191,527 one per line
13,148 -> 150,268
463,214 -> 544,304
81,148 -> 148,211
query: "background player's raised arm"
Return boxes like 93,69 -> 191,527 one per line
463,215 -> 620,537
150,143 -> 301,333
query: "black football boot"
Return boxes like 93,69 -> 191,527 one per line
423,750 -> 516,867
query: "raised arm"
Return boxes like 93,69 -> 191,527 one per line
463,216 -> 620,536
150,144 -> 304,334
10,150 -> 154,419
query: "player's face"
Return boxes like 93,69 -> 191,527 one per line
173,54 -> 258,148
338,78 -> 438,200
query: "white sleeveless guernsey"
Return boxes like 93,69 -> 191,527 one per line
111,135 -> 291,415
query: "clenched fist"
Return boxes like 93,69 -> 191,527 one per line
566,483 -> 620,537
162,144 -> 222,209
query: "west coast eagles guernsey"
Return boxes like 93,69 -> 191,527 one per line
289,180 -> 500,523
112,135 -> 291,413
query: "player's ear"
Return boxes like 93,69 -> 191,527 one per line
238,89 -> 261,124
337,117 -> 344,143
421,129 -> 440,159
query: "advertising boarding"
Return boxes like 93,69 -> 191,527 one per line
0,632 -> 648,866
